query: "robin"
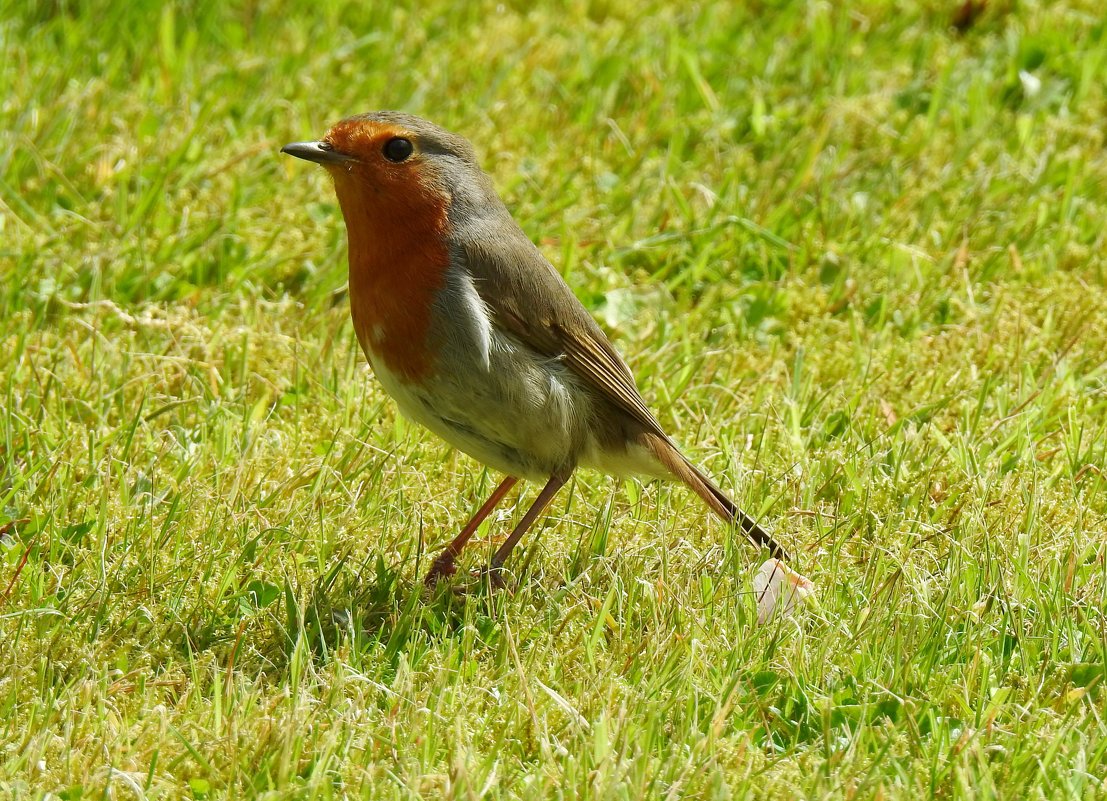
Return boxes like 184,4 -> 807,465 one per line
282,111 -> 789,587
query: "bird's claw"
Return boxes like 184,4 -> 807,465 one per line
426,554 -> 509,591
475,564 -> 507,590
424,554 -> 458,587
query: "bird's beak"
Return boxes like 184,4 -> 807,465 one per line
280,140 -> 355,165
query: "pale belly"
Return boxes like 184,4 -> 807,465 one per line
363,333 -> 588,481
353,269 -> 667,482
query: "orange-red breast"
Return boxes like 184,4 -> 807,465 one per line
282,111 -> 789,586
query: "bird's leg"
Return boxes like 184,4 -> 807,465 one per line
483,472 -> 568,587
425,476 -> 518,586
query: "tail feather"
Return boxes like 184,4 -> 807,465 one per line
641,432 -> 789,560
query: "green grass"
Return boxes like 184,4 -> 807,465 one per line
3,0 -> 1107,797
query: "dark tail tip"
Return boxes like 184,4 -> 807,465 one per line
640,432 -> 790,560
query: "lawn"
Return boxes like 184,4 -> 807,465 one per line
3,1 -> 1106,798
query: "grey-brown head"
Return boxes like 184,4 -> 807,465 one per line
280,111 -> 502,224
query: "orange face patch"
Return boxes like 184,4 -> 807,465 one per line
322,119 -> 451,383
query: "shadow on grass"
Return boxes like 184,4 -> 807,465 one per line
242,551 -> 536,680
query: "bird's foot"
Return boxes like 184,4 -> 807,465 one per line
474,563 -> 508,591
424,553 -> 458,587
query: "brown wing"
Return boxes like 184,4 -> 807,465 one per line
459,219 -> 790,558
460,225 -> 666,439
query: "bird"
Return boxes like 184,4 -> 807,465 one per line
281,111 -> 789,587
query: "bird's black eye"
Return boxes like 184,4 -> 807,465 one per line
382,137 -> 414,163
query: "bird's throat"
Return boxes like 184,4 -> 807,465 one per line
333,177 -> 450,383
